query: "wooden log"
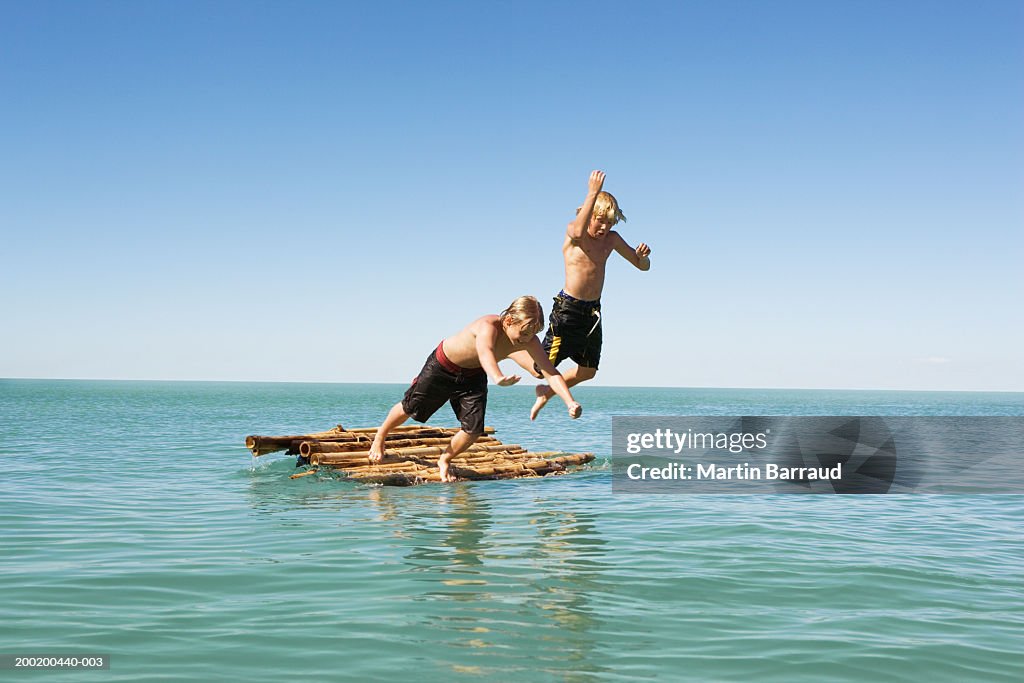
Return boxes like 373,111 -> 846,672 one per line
451,451 -> 520,463
246,423 -> 498,456
247,427 -> 457,456
454,463 -> 526,478
349,471 -> 442,485
502,452 -> 594,465
309,450 -> 442,467
526,463 -> 563,475
346,462 -> 432,474
524,454 -> 594,475
313,451 -> 519,470
343,425 -> 436,434
385,443 -> 521,456
344,425 -> 495,435
383,444 -> 526,462
296,428 -> 454,445
452,453 -> 593,478
310,454 -> 374,467
312,448 -> 590,469
323,452 -> 593,484
300,435 -> 498,456
245,426 -> 346,456
526,461 -> 558,472
550,453 -> 594,466
287,428 -> 492,456
310,442 -> 525,465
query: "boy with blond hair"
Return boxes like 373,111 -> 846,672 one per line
368,296 -> 582,482
510,170 -> 651,419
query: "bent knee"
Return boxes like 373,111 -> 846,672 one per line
577,366 -> 598,381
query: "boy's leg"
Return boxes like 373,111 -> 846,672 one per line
368,401 -> 410,463
378,346 -> 458,462
441,375 -> 487,481
531,308 -> 600,419
438,429 -> 480,482
530,365 -> 597,420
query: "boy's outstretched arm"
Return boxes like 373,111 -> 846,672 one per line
526,339 -> 582,418
475,323 -> 521,386
567,170 -> 606,240
612,232 -> 652,271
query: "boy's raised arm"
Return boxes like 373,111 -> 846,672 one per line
567,170 -> 606,239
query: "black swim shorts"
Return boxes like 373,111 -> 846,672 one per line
401,343 -> 487,435
540,291 -> 602,370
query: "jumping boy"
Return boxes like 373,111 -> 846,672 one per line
510,170 -> 651,419
367,296 -> 582,482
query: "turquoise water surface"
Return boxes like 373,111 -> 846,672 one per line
1,380 -> 1022,681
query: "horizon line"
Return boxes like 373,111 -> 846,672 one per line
1,376 -> 1022,395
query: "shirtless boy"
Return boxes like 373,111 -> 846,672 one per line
510,170 -> 651,419
367,296 -> 582,482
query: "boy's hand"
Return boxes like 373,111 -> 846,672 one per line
636,243 -> 651,259
567,402 -> 582,419
496,374 -> 521,387
588,170 -> 605,194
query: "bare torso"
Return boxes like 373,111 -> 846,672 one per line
562,228 -> 620,301
441,315 -> 528,368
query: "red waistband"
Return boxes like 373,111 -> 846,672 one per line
435,342 -> 485,375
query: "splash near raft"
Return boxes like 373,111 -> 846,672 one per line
245,423 -> 594,486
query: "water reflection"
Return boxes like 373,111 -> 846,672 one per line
243,464 -> 615,679
363,484 -> 612,681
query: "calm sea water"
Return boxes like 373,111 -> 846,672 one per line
1,380 -> 1022,682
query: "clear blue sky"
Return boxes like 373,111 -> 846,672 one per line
2,0 -> 1021,390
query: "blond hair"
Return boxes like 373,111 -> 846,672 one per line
578,191 -> 626,225
500,295 -> 544,334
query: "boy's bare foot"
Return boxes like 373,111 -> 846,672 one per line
438,456 -> 456,482
368,441 -> 385,464
530,385 -> 554,420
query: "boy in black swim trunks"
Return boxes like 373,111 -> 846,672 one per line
367,296 -> 582,482
509,170 -> 652,419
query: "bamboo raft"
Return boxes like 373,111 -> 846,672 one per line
245,423 -> 595,486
